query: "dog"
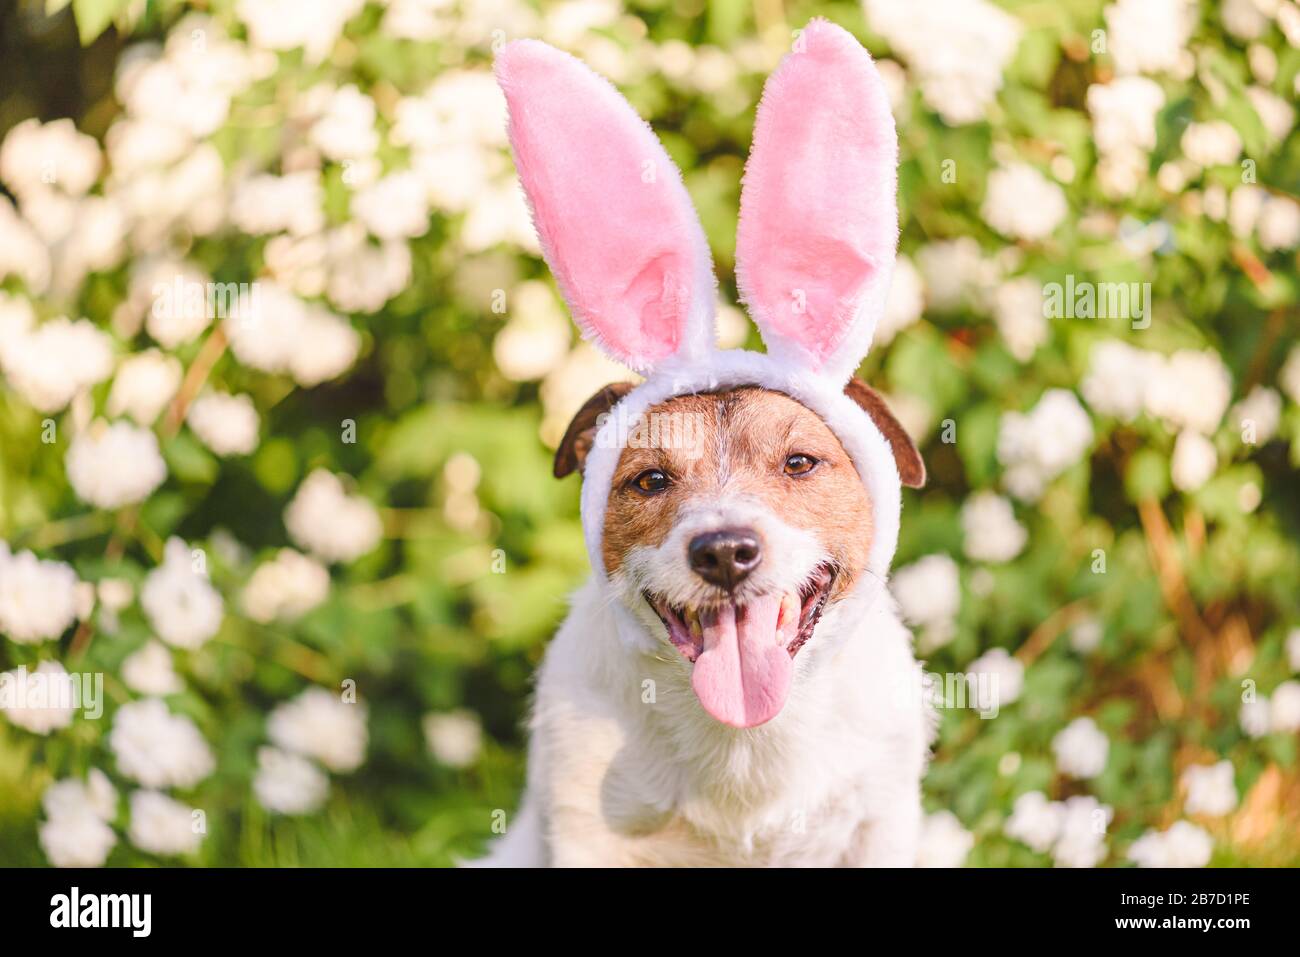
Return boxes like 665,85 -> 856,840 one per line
477,19 -> 933,867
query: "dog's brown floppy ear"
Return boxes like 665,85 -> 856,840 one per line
843,377 -> 926,488
553,382 -> 637,478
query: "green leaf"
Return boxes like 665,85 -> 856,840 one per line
162,432 -> 220,485
71,0 -> 125,43
1124,447 -> 1170,503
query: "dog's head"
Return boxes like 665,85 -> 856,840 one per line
555,381 -> 922,727
497,21 -> 918,727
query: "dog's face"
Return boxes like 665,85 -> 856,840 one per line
557,380 -> 923,729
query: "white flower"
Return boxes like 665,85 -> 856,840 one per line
127,790 -> 203,856
1171,430 -> 1218,493
982,164 -> 1068,241
187,392 -> 260,456
105,115 -> 192,173
991,277 -> 1048,362
1144,350 -> 1233,434
381,0 -> 452,41
1240,695 -> 1271,738
423,710 -> 483,768
96,578 -> 133,636
287,307 -> 362,386
1005,791 -> 1063,853
1182,761 -> 1238,817
140,538 -> 223,650
540,343 -> 638,447
44,768 -> 117,822
391,69 -> 507,154
876,255 -> 925,346
998,390 -> 1094,501
1231,385 -> 1281,445
236,0 -> 365,63
0,316 -> 113,413
224,283 -> 359,387
253,746 -> 329,815
917,810 -> 974,867
492,280 -> 572,382
109,698 -> 215,789
1081,340 -> 1159,422
0,198 -> 51,292
1248,44 -> 1277,85
241,549 -> 330,623
1281,345 -> 1300,406
1088,75 -> 1166,199
863,0 -> 1020,125
1049,796 -> 1112,868
330,238 -> 411,313
1087,77 -> 1165,155
137,259 -> 213,348
39,773 -> 118,869
0,291 -> 34,365
1282,2 -> 1300,46
916,238 -> 989,312
0,661 -> 78,734
891,554 -> 961,633
1053,716 -> 1109,779
309,84 -> 378,161
285,470 -> 383,564
107,349 -> 182,425
113,16 -> 265,140
40,810 -> 117,868
352,171 -> 430,240
962,491 -> 1027,563
965,648 -> 1024,711
122,641 -> 184,696
1229,185 -> 1265,238
1093,152 -> 1145,200
55,194 -> 129,278
66,420 -> 167,509
268,687 -> 367,772
1258,196 -> 1300,251
1247,87 -> 1296,145
267,225 -> 416,313
230,170 -> 325,237
0,545 -> 80,643
1128,821 -> 1213,868
1270,680 -> 1300,733
1181,121 -> 1243,168
1070,617 -> 1104,654
0,118 -> 101,198
1104,0 -> 1196,76
1287,628 -> 1300,672
1222,0 -> 1271,39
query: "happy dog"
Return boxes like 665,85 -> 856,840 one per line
478,19 -> 932,867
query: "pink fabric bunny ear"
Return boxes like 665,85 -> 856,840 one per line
735,19 -> 899,385
495,40 -> 716,375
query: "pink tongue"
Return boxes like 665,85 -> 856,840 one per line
690,594 -> 792,728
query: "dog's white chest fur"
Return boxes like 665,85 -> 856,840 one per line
478,580 -> 932,867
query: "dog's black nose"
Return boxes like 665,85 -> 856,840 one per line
688,529 -> 762,591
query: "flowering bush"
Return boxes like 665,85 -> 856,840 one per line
1,0 -> 1298,867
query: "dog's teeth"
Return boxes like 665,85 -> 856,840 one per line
686,608 -> 703,637
778,592 -> 799,630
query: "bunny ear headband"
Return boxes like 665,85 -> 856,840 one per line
496,18 -> 907,580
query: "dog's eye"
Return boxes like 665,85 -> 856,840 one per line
631,469 -> 669,494
783,453 -> 818,476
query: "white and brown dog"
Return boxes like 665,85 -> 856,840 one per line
479,20 -> 932,867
